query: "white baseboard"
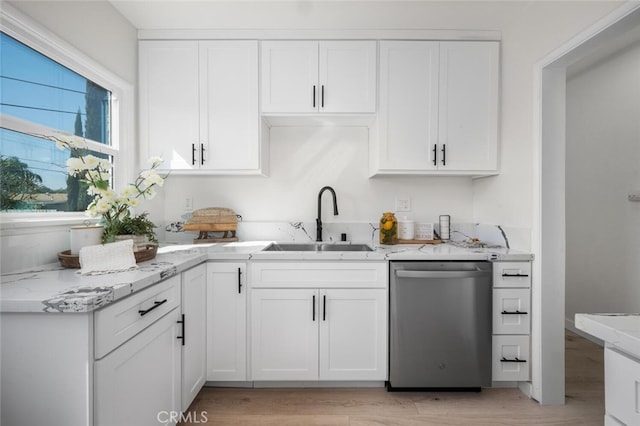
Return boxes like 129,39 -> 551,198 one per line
565,317 -> 603,346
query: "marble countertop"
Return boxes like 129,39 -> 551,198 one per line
1,241 -> 532,314
575,313 -> 640,359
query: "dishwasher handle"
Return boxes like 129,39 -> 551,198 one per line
395,269 -> 491,279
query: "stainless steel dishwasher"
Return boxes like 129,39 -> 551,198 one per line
388,261 -> 492,391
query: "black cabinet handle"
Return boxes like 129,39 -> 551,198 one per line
502,273 -> 529,278
312,295 -> 316,321
323,295 -> 326,321
321,85 -> 325,108
433,144 -> 437,166
177,313 -> 185,346
441,144 -> 446,166
500,357 -> 527,363
191,144 -> 196,165
501,310 -> 528,315
313,85 -> 316,108
238,267 -> 242,294
200,143 -> 205,165
138,299 -> 167,316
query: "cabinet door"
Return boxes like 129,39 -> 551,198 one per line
200,41 -> 260,171
95,309 -> 182,426
376,41 -> 439,171
319,289 -> 387,380
181,264 -> 207,410
261,41 -> 318,113
251,289 -> 319,380
139,41 -> 200,171
206,262 -> 246,381
438,41 -> 499,171
319,41 -> 377,113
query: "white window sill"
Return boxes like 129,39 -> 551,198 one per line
0,213 -> 100,233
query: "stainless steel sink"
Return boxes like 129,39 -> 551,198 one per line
263,243 -> 373,252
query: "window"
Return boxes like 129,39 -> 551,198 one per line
0,32 -> 118,213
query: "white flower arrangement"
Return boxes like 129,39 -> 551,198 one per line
51,133 -> 165,243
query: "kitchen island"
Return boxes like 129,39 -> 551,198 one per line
575,313 -> 640,426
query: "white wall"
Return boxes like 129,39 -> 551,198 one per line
565,41 -> 640,323
161,126 -> 474,225
472,1 -> 622,235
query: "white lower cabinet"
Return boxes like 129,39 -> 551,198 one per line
251,288 -> 319,380
605,347 -> 640,426
181,264 -> 207,410
491,261 -> 532,383
206,262 -> 247,381
94,308 -> 182,426
319,289 -> 387,380
251,288 -> 387,381
249,262 -> 388,382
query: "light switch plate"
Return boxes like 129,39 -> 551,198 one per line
395,197 -> 411,212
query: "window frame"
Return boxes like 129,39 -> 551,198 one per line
0,5 -> 134,229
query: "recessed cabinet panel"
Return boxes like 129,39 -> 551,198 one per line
139,41 -> 200,171
251,289 -> 319,380
492,335 -> 530,381
438,42 -> 499,171
261,41 -> 318,113
376,41 -> 439,171
181,264 -> 207,410
94,309 -> 182,426
319,41 -> 377,113
207,262 -> 247,381
493,288 -> 531,335
201,41 -> 260,171
319,289 -> 387,380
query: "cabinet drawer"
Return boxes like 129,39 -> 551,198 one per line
492,335 -> 530,381
605,347 -> 640,426
94,276 -> 181,359
493,289 -> 531,334
250,262 -> 387,288
493,262 -> 531,288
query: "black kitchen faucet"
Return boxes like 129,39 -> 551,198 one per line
316,186 -> 339,242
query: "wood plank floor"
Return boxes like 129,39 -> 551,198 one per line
181,331 -> 604,425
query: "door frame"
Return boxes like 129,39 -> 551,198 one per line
532,1 -> 640,405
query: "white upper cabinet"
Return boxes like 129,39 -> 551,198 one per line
139,40 -> 264,174
376,41 -> 440,171
261,40 -> 377,114
372,40 -> 499,175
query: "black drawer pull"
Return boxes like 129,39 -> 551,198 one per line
501,310 -> 528,315
138,299 -> 168,316
177,314 -> 185,346
502,273 -> 529,278
500,357 -> 527,363
312,295 -> 316,321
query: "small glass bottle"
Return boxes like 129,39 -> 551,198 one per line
379,212 -> 398,245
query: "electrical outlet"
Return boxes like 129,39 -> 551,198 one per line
184,197 -> 194,211
395,197 -> 411,212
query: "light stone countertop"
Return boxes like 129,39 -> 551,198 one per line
575,313 -> 640,359
0,241 -> 532,313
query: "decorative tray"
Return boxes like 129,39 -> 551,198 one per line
57,243 -> 158,269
